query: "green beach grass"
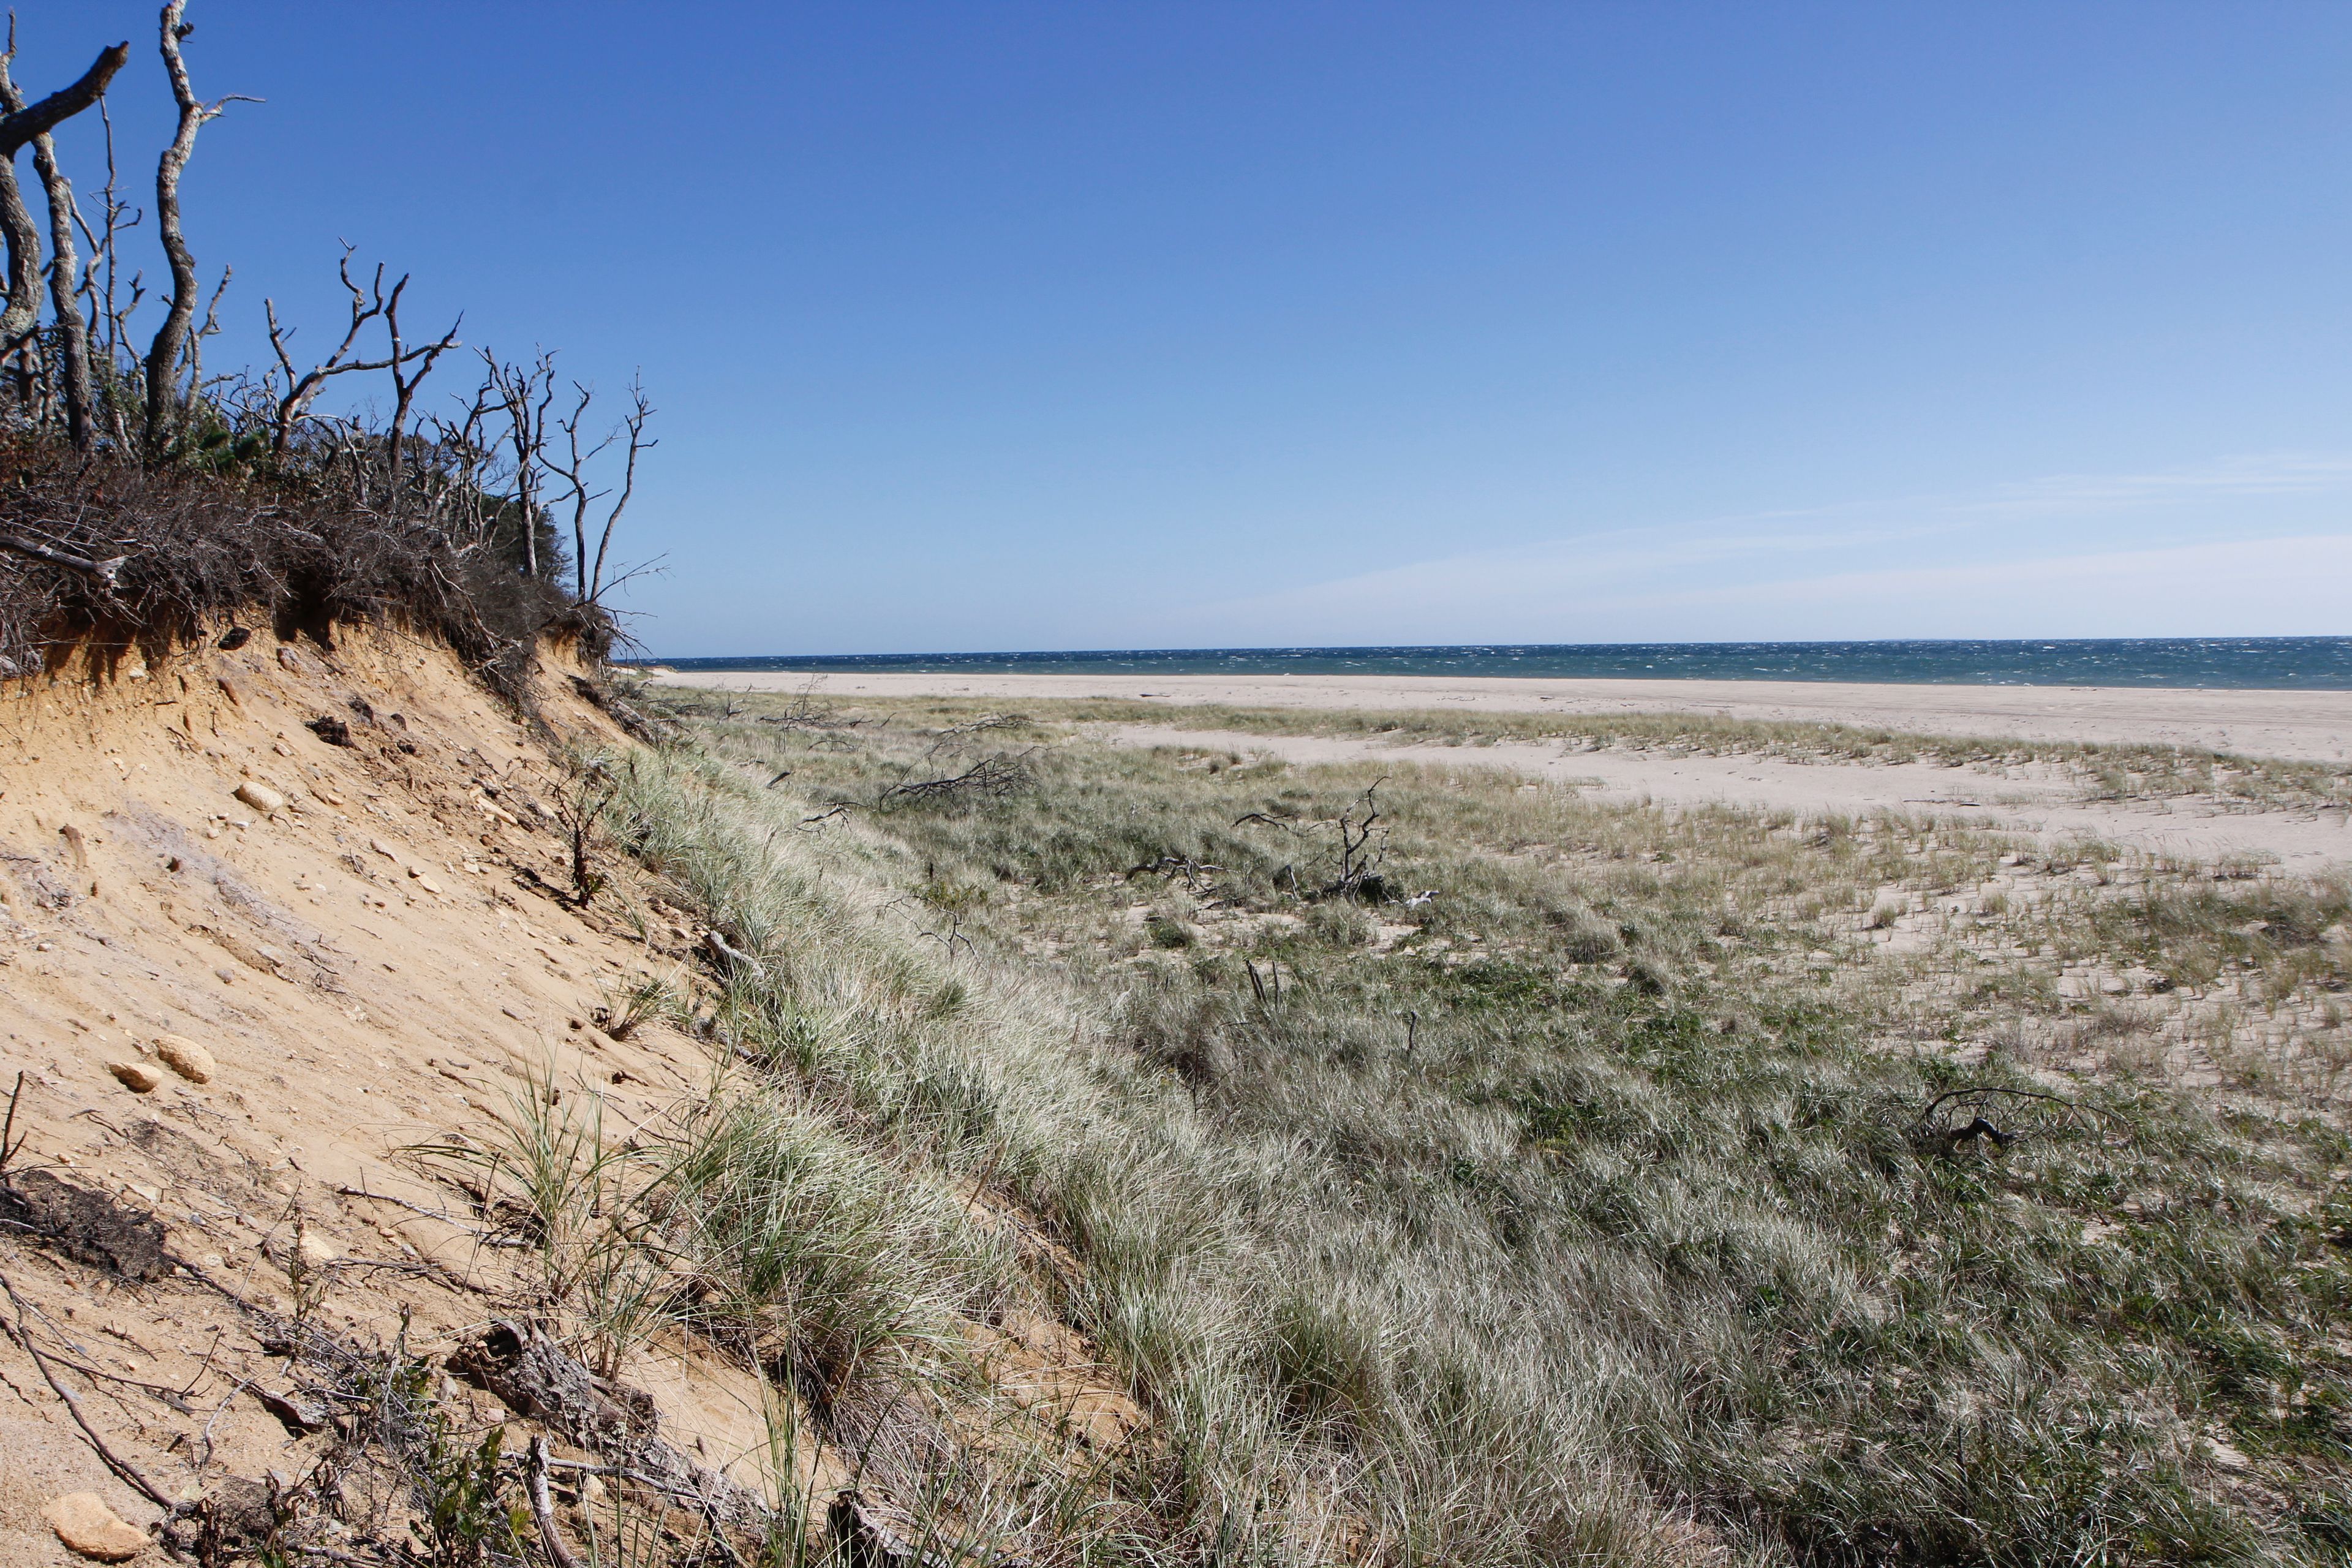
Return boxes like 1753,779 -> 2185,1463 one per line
540,685 -> 2352,1563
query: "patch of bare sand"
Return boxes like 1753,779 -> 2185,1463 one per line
648,669 -> 2352,764
1105,726 -> 2352,871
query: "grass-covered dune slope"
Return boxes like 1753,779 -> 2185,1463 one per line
592,682 -> 2352,1565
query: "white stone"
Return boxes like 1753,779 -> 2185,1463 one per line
233,782 -> 285,813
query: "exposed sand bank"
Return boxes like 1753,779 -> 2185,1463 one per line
646,669 -> 2352,765
0,634 -> 799,1555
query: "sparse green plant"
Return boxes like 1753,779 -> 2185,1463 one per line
410,1063 -> 677,1376
415,1422 -> 526,1567
594,967 -> 688,1041
559,751 -> 624,908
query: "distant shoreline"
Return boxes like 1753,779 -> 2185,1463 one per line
622,636 -> 2352,691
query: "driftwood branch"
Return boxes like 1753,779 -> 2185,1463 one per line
450,1320 -> 769,1539
757,678 -> 865,732
0,529 -> 126,588
877,751 -> 1035,805
1236,780 -> 1390,900
1912,1084 -> 2130,1151
924,712 -> 1027,756
1127,854 -> 1224,895
527,1434 -> 586,1568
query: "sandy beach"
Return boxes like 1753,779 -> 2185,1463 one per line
647,669 -> 2352,764
649,668 -> 2352,869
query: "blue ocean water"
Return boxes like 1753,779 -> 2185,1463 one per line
639,638 -> 2352,690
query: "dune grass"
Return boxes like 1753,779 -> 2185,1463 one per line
654,682 -> 2352,810
566,687 -> 2352,1564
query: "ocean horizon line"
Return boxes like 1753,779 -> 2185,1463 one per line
625,635 -> 2352,690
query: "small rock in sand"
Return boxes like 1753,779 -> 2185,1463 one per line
233,782 -> 284,813
153,1033 -> 216,1084
107,1060 -> 160,1093
370,838 -> 401,861
409,869 -> 443,894
296,1231 -> 341,1267
44,1491 -> 148,1560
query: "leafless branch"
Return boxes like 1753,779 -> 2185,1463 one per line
0,1270 -> 174,1508
383,271 -> 459,488
0,527 -> 125,587
266,247 -> 393,451
1235,780 -> 1390,900
527,1434 -> 586,1568
144,1 -> 257,453
924,711 -> 1027,756
876,750 -> 1035,806
0,29 -> 127,418
0,36 -> 130,157
0,28 -> 119,450
553,375 -> 654,605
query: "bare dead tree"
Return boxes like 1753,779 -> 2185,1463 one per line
0,10 -> 657,680
0,31 -> 127,418
72,97 -> 144,439
415,376 -> 501,552
24,132 -> 91,447
183,260 -> 228,405
486,350 -> 557,576
0,118 -> 39,407
143,1 -> 255,454
0,27 -> 127,451
266,249 -> 389,452
552,376 -> 653,605
382,274 -> 459,489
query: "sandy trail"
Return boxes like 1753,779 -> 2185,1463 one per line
1104,726 -> 2352,872
647,669 -> 2352,765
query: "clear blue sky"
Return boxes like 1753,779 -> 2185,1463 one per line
28,2 -> 2352,654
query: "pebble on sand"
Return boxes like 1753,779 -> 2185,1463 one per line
233,781 -> 285,813
44,1491 -> 148,1560
153,1033 -> 216,1084
107,1060 -> 160,1093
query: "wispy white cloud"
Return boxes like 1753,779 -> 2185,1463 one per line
1951,454 -> 2352,521
1166,453 -> 2352,643
1610,533 -> 2352,638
